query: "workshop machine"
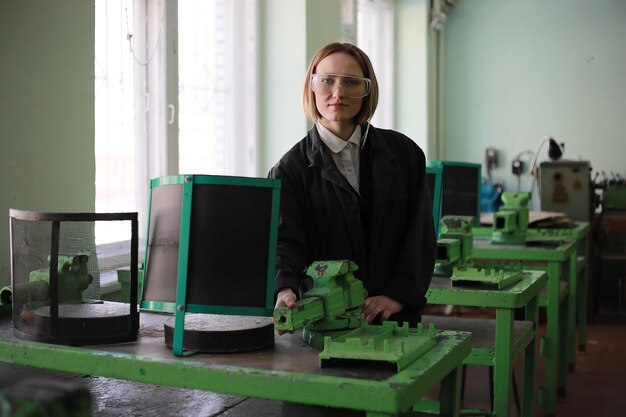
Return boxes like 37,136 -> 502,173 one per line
273,260 -> 438,371
10,253 -> 135,345
539,160 -> 592,222
434,216 -> 523,289
9,209 -> 139,345
491,192 -> 531,245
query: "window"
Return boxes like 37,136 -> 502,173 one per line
178,0 -> 258,176
94,1 -> 136,245
95,0 -> 258,245
357,0 -> 395,129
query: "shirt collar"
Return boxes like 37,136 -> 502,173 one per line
316,122 -> 362,154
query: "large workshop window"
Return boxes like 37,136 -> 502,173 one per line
357,0 -> 395,129
94,1 -> 136,245
94,0 -> 259,246
341,0 -> 395,129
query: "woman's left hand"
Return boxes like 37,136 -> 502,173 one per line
361,295 -> 403,323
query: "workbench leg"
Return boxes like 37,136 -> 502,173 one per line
558,291 -> 569,397
577,233 -> 590,352
567,253 -> 578,372
493,308 -> 514,417
578,249 -> 588,352
412,364 -> 462,417
438,364 -> 462,417
540,261 -> 561,416
522,296 -> 539,417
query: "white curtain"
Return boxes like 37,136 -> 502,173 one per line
95,0 -> 258,246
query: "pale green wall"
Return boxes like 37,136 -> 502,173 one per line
0,0 -> 95,288
260,0 -> 308,175
442,0 -> 626,200
396,0 -> 428,152
259,0 -> 343,174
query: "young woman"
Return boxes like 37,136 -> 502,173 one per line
269,42 -> 435,327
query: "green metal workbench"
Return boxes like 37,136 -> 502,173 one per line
0,313 -> 471,417
525,221 -> 591,354
475,222 -> 591,358
470,237 -> 577,417
423,270 -> 547,417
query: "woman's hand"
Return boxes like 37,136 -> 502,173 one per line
273,288 -> 297,335
361,295 -> 403,323
275,288 -> 297,309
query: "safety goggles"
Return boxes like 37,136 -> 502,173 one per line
310,73 -> 371,98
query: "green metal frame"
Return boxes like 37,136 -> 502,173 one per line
425,270 -> 547,417
426,165 -> 443,238
140,174 -> 281,356
471,236 -> 577,416
0,318 -> 471,417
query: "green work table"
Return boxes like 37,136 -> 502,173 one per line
474,221 -> 591,355
423,270 -> 547,417
526,221 -> 591,353
0,313 -> 471,417
471,237 -> 577,417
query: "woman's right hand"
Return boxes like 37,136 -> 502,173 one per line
273,288 -> 297,335
274,288 -> 297,309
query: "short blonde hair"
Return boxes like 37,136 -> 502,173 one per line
302,43 -> 379,125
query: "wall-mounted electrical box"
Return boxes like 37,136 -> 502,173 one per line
539,160 -> 591,221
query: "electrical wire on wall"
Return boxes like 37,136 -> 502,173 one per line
511,135 -> 565,193
528,136 -> 565,195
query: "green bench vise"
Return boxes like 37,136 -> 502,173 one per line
491,192 -> 531,245
434,215 -> 475,278
434,215 -> 523,289
273,260 -> 365,349
12,254 -> 93,308
273,260 -> 438,371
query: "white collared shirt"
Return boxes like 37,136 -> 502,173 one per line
316,123 -> 362,193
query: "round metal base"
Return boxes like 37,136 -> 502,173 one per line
164,314 -> 274,353
15,301 -> 137,345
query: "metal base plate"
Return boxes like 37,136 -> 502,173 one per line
163,314 -> 274,353
451,267 -> 523,290
319,322 -> 437,372
19,301 -> 137,345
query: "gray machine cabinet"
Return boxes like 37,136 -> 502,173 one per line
539,160 -> 591,221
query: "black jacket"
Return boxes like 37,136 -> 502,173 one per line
268,124 -> 436,325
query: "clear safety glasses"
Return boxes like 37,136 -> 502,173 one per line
310,73 -> 371,99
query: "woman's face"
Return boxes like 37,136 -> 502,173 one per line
313,52 -> 365,127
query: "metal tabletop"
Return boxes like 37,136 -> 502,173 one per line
0,313 -> 471,417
